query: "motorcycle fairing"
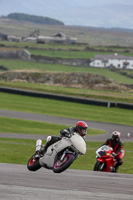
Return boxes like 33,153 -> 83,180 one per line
39,138 -> 72,168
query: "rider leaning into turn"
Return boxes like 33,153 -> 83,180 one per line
101,131 -> 124,172
35,121 -> 88,158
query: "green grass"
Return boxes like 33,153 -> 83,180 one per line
0,80 -> 133,104
1,40 -> 133,53
0,59 -> 133,84
28,48 -> 133,59
0,138 -> 35,164
0,41 -> 87,50
0,117 -> 105,135
0,138 -> 132,174
28,49 -> 109,59
0,92 -> 133,126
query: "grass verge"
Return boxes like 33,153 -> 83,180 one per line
0,117 -> 105,135
0,59 -> 133,84
0,138 -> 132,174
0,92 -> 133,126
0,81 -> 133,103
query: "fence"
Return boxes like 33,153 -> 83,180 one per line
1,86 -> 133,109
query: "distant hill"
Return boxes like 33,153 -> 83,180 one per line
1,17 -> 133,46
6,13 -> 64,26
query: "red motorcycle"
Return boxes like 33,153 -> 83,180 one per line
94,145 -> 125,172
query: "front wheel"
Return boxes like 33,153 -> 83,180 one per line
27,154 -> 41,171
53,153 -> 75,173
94,161 -> 104,171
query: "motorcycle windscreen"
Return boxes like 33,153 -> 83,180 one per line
70,133 -> 86,155
98,151 -> 106,156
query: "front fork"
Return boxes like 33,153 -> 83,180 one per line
60,149 -> 77,162
60,152 -> 67,162
99,162 -> 105,171
97,158 -> 105,171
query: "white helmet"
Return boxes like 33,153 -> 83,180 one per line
112,131 -> 121,141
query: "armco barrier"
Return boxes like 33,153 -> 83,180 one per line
0,87 -> 116,107
117,102 -> 133,110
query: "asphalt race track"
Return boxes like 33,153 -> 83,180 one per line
0,109 -> 133,200
0,163 -> 133,200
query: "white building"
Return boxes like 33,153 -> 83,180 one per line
23,37 -> 37,42
89,54 -> 133,69
7,35 -> 22,42
37,32 -> 77,44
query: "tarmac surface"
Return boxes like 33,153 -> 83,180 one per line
0,109 -> 133,200
0,109 -> 132,142
0,163 -> 133,200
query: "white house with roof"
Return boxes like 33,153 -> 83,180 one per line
89,54 -> 133,69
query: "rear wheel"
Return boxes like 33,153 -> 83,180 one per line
27,154 -> 41,171
53,153 -> 75,173
94,161 -> 104,171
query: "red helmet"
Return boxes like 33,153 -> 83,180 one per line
76,121 -> 88,137
112,131 -> 121,141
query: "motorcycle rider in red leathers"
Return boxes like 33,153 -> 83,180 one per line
35,121 -> 88,158
101,131 -> 124,172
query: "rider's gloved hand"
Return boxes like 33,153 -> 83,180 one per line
64,130 -> 71,138
112,152 -> 117,158
60,129 -> 71,138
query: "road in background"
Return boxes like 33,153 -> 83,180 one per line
0,109 -> 132,141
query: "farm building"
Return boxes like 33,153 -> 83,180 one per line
0,48 -> 31,60
0,33 -> 8,41
23,37 -> 37,42
37,32 -> 77,44
90,54 -> 133,69
7,35 -> 22,42
54,32 -> 77,43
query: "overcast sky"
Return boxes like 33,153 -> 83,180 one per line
0,0 -> 133,29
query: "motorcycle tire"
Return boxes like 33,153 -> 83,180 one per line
53,153 -> 75,173
27,154 -> 41,171
93,161 -> 104,171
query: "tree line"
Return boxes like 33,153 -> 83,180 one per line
6,13 -> 64,26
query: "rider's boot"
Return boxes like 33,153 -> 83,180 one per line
111,163 -> 119,173
34,146 -> 46,159
112,166 -> 119,173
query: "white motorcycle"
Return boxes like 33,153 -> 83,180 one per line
27,132 -> 86,173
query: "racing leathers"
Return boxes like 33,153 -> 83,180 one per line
102,138 -> 124,172
45,126 -> 85,149
36,126 -> 84,156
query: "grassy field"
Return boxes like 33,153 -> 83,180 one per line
1,41 -> 133,53
0,59 -> 133,85
0,138 -> 132,174
0,117 -> 105,135
0,27 -> 133,175
0,41 -> 87,50
1,42 -> 133,58
0,92 -> 133,126
0,91 -> 132,174
28,48 -> 133,59
0,55 -> 133,103
0,41 -> 133,104
1,19 -> 133,46
0,81 -> 133,104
